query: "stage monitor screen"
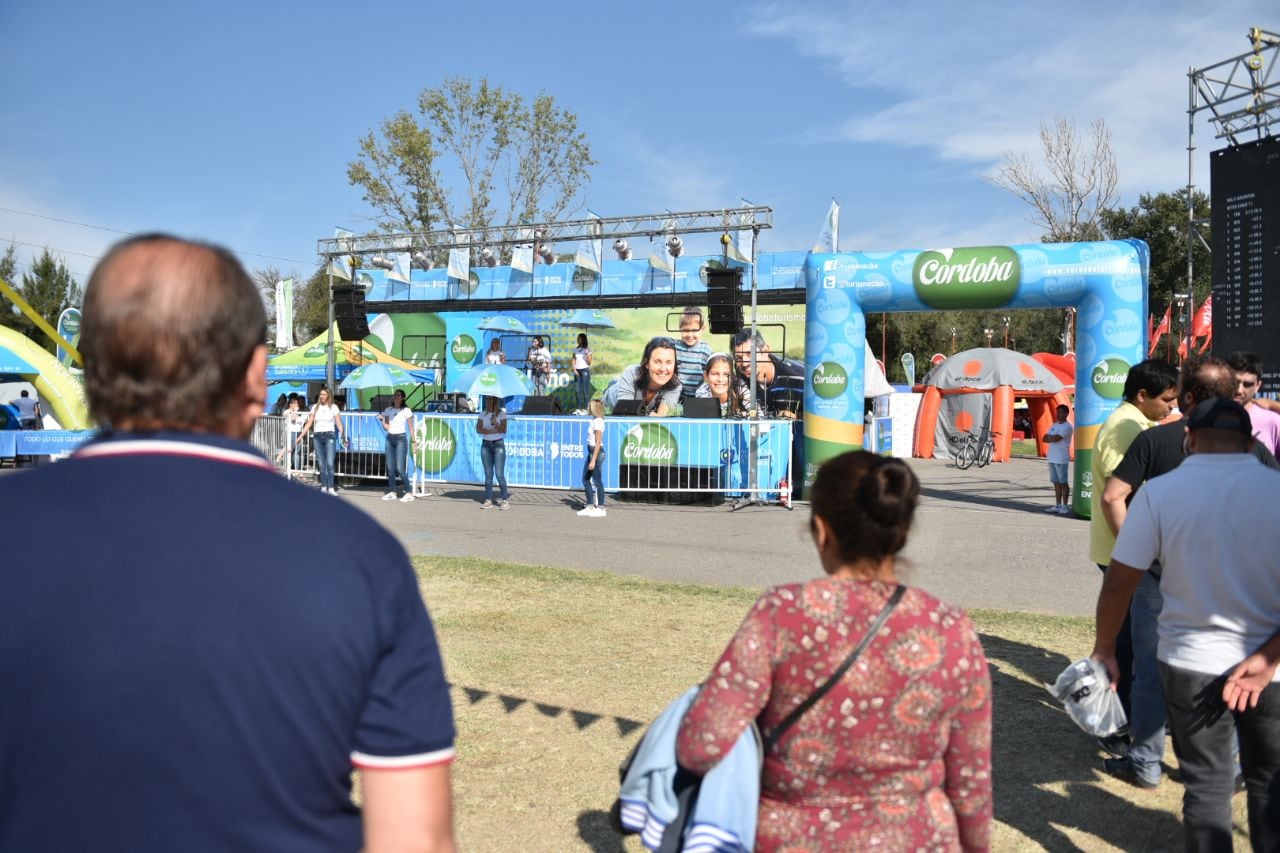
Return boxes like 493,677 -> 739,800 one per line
1210,135 -> 1280,393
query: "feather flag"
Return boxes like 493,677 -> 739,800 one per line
511,227 -> 534,274
1148,305 -> 1171,357
274,279 -> 294,350
574,215 -> 603,273
812,199 -> 839,253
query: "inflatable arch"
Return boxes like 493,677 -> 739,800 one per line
802,240 -> 1148,517
0,324 -> 92,430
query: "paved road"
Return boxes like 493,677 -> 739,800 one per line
346,454 -> 1099,617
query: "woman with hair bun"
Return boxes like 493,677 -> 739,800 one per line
676,451 -> 992,852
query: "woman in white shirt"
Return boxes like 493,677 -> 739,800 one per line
380,390 -> 415,502
275,395 -> 308,476
527,336 -> 552,396
475,395 -> 510,510
485,338 -> 506,365
577,399 -> 606,517
572,334 -> 593,413
298,387 -> 345,495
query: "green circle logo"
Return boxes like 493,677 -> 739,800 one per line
1091,358 -> 1130,400
450,334 -> 477,364
413,418 -> 457,473
621,422 -> 679,466
812,361 -> 848,399
571,265 -> 598,291
911,246 -> 1021,309
304,344 -> 328,358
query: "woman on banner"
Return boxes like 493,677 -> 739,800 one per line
676,452 -> 992,852
605,337 -> 682,417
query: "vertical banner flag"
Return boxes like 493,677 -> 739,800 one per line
329,228 -> 354,281
448,232 -> 471,281
511,227 -> 534,273
728,207 -> 755,264
55,307 -> 82,370
1149,304 -> 1171,356
574,215 -> 602,273
388,253 -> 411,284
900,352 -> 916,387
274,279 -> 294,350
812,199 -> 839,253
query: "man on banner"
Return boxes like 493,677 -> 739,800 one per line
0,234 -> 457,852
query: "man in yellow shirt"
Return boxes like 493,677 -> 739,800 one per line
1087,358 -> 1179,751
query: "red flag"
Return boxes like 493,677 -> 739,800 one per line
1192,295 -> 1212,338
1147,312 -> 1155,342
1149,305 -> 1171,357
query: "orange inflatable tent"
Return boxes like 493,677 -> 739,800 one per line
914,348 -> 1073,463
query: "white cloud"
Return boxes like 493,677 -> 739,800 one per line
745,1 -> 1266,200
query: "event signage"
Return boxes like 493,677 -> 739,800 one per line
812,361 -> 848,399
1090,358 -> 1129,400
621,422 -> 678,466
414,417 -> 458,472
450,334 -> 477,365
911,247 -> 1021,309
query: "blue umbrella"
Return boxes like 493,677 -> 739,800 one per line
0,344 -> 39,376
338,362 -> 437,391
558,308 -> 616,329
477,315 -> 530,334
448,363 -> 534,399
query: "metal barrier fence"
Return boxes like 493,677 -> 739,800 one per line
254,413 -> 794,502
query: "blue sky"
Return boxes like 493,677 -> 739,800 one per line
0,0 -> 1268,285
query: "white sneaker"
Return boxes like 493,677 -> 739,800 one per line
1044,505 -> 1061,513
382,492 -> 398,501
400,493 -> 415,503
591,506 -> 606,517
576,506 -> 595,516
1056,505 -> 1072,515
498,499 -> 510,511
480,500 -> 494,509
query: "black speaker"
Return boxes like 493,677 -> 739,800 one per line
332,285 -> 370,339
521,395 -> 562,415
705,267 -> 744,335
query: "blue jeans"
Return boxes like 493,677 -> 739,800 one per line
575,369 -> 592,410
286,432 -> 304,471
385,433 -> 408,495
583,446 -> 604,507
1126,570 -> 1166,783
313,432 -> 336,489
1160,663 -> 1280,852
481,439 -> 508,501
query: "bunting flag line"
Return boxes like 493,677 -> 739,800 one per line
387,253 -> 411,284
574,216 -> 602,273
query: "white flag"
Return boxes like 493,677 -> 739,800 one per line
448,232 -> 470,281
648,218 -> 676,273
729,212 -> 755,263
329,228 -> 354,280
812,199 -> 840,253
511,227 -> 534,273
387,252 -> 411,284
274,279 -> 294,350
574,215 -> 602,273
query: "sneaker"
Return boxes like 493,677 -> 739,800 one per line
592,506 -> 606,517
498,499 -> 510,511
576,506 -> 595,516
1097,732 -> 1132,758
480,500 -> 494,509
1044,504 -> 1062,513
1056,505 -> 1073,515
400,493 -> 415,503
382,492 -> 398,501
1103,756 -> 1159,789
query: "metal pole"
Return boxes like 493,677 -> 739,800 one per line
748,225 -> 761,499
1187,65 -> 1197,365
325,266 -> 335,394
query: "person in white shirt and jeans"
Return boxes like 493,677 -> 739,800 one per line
380,390 -> 415,502
1043,404 -> 1074,514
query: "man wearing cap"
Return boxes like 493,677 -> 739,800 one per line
0,235 -> 456,852
1092,397 -> 1280,851
1098,356 -> 1279,789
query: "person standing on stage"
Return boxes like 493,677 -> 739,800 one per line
572,333 -> 593,413
0,233 -> 456,852
527,335 -> 552,396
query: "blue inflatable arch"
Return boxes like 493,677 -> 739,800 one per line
802,239 -> 1149,516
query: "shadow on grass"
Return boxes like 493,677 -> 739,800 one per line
452,682 -> 644,736
981,632 -> 1182,850
576,810 -> 627,853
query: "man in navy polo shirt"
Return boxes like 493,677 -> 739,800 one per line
0,235 -> 457,852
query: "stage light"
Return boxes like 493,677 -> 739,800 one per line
665,235 -> 683,258
481,247 -> 498,267
411,250 -> 433,270
369,254 -> 394,271
613,239 -> 632,260
537,243 -> 555,264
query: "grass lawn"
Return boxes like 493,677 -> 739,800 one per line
413,556 -> 1251,852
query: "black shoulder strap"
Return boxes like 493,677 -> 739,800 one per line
762,584 -> 906,754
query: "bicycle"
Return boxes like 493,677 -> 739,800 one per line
948,433 -> 980,470
976,430 -> 1000,468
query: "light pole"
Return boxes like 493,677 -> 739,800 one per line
983,328 -> 995,347
1002,316 -> 1011,348
950,327 -> 957,354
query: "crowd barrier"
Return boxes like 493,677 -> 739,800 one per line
253,412 -> 794,502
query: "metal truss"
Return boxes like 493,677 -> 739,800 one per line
316,205 -> 773,259
1190,27 -> 1280,143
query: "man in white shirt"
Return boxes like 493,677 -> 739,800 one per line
13,389 -> 41,430
1092,397 -> 1280,851
1042,404 -> 1073,514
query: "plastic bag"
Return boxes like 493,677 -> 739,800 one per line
1046,657 -> 1128,737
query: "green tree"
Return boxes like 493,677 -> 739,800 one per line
0,242 -> 18,330
294,267 -> 332,341
348,76 -> 595,245
1100,188 -> 1211,318
11,248 -> 80,351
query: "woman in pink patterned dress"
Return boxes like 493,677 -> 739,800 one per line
676,451 -> 992,851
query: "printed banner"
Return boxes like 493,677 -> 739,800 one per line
812,199 -> 839,253
448,232 -> 470,281
55,307 -> 82,370
274,279 -> 294,350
